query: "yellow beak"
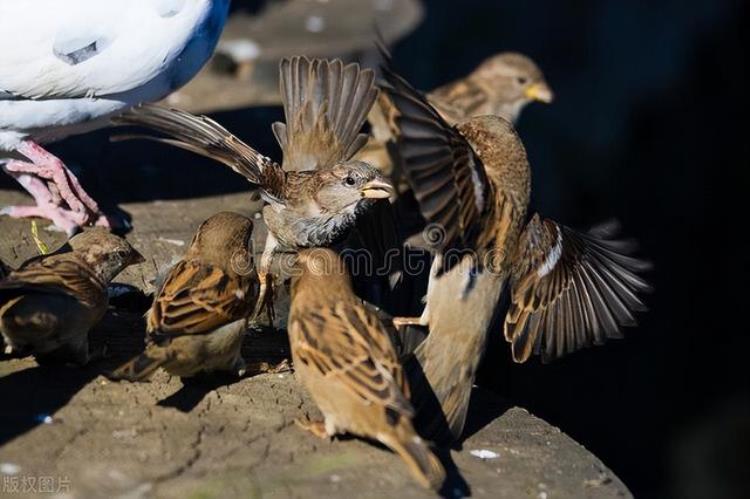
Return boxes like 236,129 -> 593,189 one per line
361,179 -> 394,199
524,82 -> 554,103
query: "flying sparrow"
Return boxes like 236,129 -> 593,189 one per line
0,228 -> 144,365
381,63 -> 650,444
113,212 -> 259,380
360,51 -> 553,176
114,56 -> 393,322
288,248 -> 446,491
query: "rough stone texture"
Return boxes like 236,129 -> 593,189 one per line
166,0 -> 423,114
0,189 -> 630,498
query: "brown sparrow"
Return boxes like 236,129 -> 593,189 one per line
381,63 -> 650,444
289,248 -> 446,491
114,56 -> 393,321
113,212 -> 259,380
360,52 -> 553,175
0,228 -> 144,365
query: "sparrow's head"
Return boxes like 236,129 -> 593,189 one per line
291,248 -> 351,299
69,228 -> 145,282
188,212 -> 255,275
314,161 -> 394,215
473,52 -> 553,119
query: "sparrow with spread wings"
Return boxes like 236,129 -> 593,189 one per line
113,212 -> 259,380
381,63 -> 651,444
115,56 -> 393,322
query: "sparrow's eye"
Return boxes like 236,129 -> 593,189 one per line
516,76 -> 528,85
344,176 -> 356,186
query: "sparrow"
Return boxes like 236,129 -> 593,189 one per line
0,228 -> 144,365
288,248 -> 445,491
113,212 -> 259,380
0,0 -> 230,234
114,56 -> 394,321
381,63 -> 650,444
359,51 -> 553,175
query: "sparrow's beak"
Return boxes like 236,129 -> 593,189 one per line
524,82 -> 554,103
360,178 -> 394,199
130,250 -> 146,265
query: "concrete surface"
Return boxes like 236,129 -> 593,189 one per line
0,189 -> 631,499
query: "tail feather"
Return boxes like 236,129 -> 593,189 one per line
111,349 -> 170,382
384,423 -> 446,491
408,343 -> 473,445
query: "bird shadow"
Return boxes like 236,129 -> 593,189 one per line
156,373 -> 244,412
0,363 -> 99,446
459,387 -> 513,444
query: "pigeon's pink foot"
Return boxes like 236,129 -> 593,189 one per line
0,204 -> 82,235
1,140 -> 106,234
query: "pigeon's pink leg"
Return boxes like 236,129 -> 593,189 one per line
0,170 -> 83,234
1,140 -> 108,233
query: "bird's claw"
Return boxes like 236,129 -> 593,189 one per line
294,417 -> 330,440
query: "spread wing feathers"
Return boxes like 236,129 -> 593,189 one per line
275,56 -> 377,171
113,105 -> 287,202
292,301 -> 413,415
504,216 -> 652,363
380,64 -> 490,251
147,260 -> 257,338
0,256 -> 104,307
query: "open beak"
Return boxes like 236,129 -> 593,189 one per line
524,82 -> 554,103
361,178 -> 394,199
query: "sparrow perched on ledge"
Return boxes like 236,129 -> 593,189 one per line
115,56 -> 393,321
381,63 -> 650,444
0,228 -> 144,365
113,212 -> 259,380
288,248 -> 445,491
360,52 -> 553,175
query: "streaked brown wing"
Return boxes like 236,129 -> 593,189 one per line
0,255 -> 105,307
147,260 -> 257,337
291,300 -> 412,413
505,215 -> 652,363
428,78 -> 488,126
113,105 -> 287,203
275,56 -> 377,172
381,64 -> 490,251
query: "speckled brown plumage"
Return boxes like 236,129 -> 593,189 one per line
359,52 -> 553,176
0,229 -> 143,365
382,60 -> 650,444
288,248 -> 445,491
115,56 -> 393,322
113,212 -> 259,380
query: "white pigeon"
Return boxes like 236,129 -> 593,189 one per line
0,0 -> 230,234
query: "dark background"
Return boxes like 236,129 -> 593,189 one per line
383,1 -> 748,498
2,1 -> 747,497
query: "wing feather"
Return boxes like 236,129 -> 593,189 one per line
505,215 -> 652,363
